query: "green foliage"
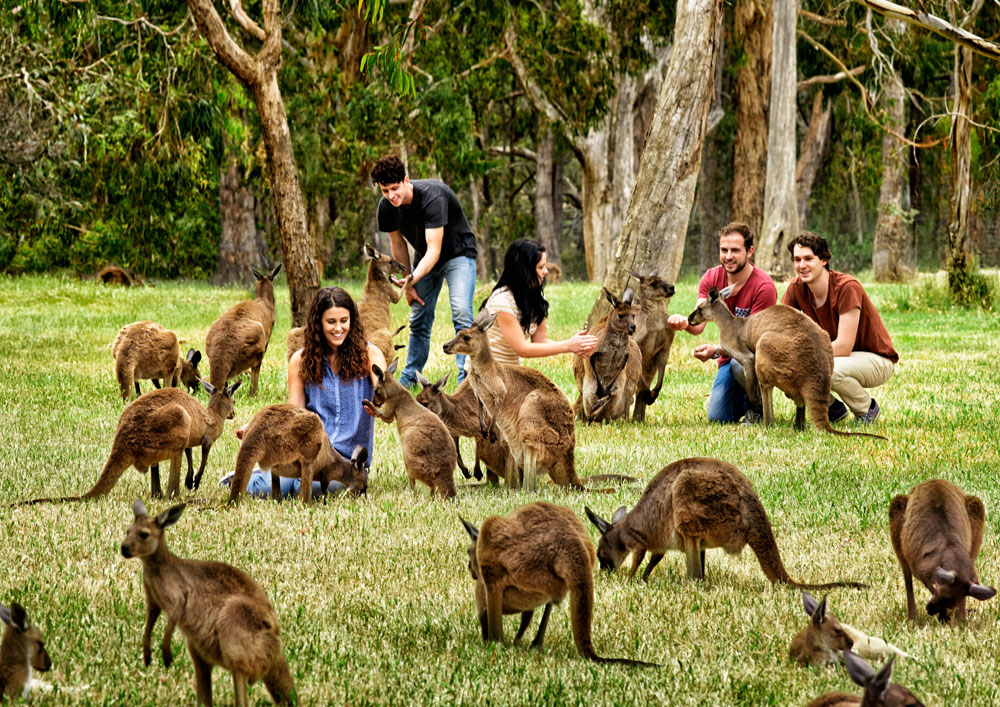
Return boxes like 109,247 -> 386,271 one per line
947,256 -> 997,311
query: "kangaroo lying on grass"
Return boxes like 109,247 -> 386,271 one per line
687,286 -> 885,439
0,603 -> 51,700
585,457 -> 866,589
460,503 -> 657,666
629,271 -> 675,422
807,651 -> 925,707
789,592 -> 854,667
121,501 -> 294,706
889,479 -> 995,623
111,321 -> 202,400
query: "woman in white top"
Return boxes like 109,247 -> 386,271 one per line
479,239 -> 597,365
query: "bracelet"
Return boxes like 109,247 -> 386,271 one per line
711,346 -> 721,360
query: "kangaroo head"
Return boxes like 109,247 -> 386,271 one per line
842,651 -> 924,707
0,603 -> 52,674
121,500 -> 185,560
180,348 -> 203,393
630,270 -> 675,302
585,505 -> 629,572
926,566 -> 997,623
603,287 -> 637,336
345,444 -> 369,496
364,243 -> 406,279
414,372 -> 450,416
442,312 -> 497,357
366,360 -> 404,421
687,285 -> 734,327
797,592 -> 853,666
460,517 -> 481,580
203,380 -> 241,420
250,264 -> 281,303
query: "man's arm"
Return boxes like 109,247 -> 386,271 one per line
409,226 -> 443,286
830,307 -> 860,357
387,230 -> 412,274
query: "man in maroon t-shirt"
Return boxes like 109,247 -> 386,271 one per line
668,222 -> 777,423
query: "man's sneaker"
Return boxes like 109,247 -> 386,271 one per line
828,398 -> 850,423
218,472 -> 235,487
740,409 -> 763,425
856,398 -> 881,425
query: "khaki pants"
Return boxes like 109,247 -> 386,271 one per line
831,352 -> 895,415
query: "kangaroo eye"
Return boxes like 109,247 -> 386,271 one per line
139,531 -> 150,539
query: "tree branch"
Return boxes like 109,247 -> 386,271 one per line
503,23 -> 569,131
488,145 -> 537,160
797,66 -> 866,89
259,0 -> 283,70
856,0 -> 1000,60
185,0 -> 258,83
228,0 -> 266,42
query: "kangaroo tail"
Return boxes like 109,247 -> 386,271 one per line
814,404 -> 887,440
787,579 -> 869,590
18,494 -> 87,507
571,577 -> 658,667
825,427 -> 888,441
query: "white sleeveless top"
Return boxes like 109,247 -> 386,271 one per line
480,287 -> 538,367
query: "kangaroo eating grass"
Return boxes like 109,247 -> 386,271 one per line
585,457 -> 867,589
687,286 -> 886,439
460,503 -> 657,666
889,479 -> 996,623
806,651 -> 925,707
0,603 -> 51,700
121,501 -> 295,706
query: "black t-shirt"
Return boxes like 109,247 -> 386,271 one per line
377,179 -> 478,267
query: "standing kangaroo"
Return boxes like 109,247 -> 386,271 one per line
889,479 -> 996,623
628,271 -> 676,422
585,457 -> 866,589
121,501 -> 294,706
789,592 -> 854,667
359,244 -> 409,361
688,286 -> 885,439
443,312 -> 582,490
807,651 -> 925,707
460,503 -> 656,666
0,603 -> 51,700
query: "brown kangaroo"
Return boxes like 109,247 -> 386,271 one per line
121,501 -> 294,706
25,381 -> 240,503
206,265 -> 281,396
112,321 -> 201,400
889,479 -> 996,623
628,271 -> 676,422
442,312 -> 582,490
807,651 -> 925,707
789,592 -> 854,667
359,244 -> 409,361
228,404 -> 368,503
585,457 -> 866,589
572,287 -> 643,422
97,264 -> 144,287
0,603 -> 51,700
460,503 -> 657,666
362,359 -> 457,499
688,286 -> 886,439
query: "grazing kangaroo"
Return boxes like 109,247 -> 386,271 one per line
228,405 -> 368,503
362,359 -> 457,499
97,264 -> 144,287
572,287 -> 643,422
688,286 -> 885,439
359,244 -> 409,361
112,321 -> 201,400
25,382 -> 240,503
121,501 -> 294,706
628,271 -> 676,422
206,265 -> 281,396
789,592 -> 853,667
0,603 -> 51,700
807,651 -> 925,707
585,457 -> 866,588
443,312 -> 582,490
460,503 -> 656,666
889,479 -> 996,623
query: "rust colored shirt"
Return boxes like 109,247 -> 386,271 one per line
698,265 -> 777,365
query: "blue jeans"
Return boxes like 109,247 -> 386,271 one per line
245,471 -> 346,498
400,255 -> 476,387
707,360 -> 752,423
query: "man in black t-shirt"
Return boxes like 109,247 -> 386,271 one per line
372,155 -> 478,387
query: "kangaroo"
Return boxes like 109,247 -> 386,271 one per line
359,244 -> 409,361
442,312 -> 582,490
460,503 -> 657,666
205,264 -> 281,396
0,603 -> 51,700
112,321 -> 193,401
628,271 -> 676,422
789,592 -> 854,667
97,264 -> 144,287
362,359 -> 457,499
25,381 -> 240,503
585,457 -> 866,588
807,651 -> 925,707
688,286 -> 886,439
545,262 -> 562,284
228,404 -> 368,503
889,479 -> 996,623
121,501 -> 295,706
177,348 -> 204,394
572,287 -> 642,422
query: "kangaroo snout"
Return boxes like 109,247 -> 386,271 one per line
121,544 -> 132,558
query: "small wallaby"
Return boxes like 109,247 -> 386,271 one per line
687,286 -> 886,439
585,457 -> 866,589
461,503 -> 657,666
789,592 -> 854,667
545,262 -> 563,284
806,651 -> 925,707
205,264 -> 281,397
25,381 -> 240,503
628,271 -> 676,422
889,479 -> 996,623
112,321 -> 194,401
359,244 -> 409,362
0,603 -> 51,700
228,404 -> 368,503
121,501 -> 294,706
572,287 -> 643,422
362,359 -> 457,499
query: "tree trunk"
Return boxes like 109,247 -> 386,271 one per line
947,43 -> 975,290
217,159 -> 270,285
309,193 -> 332,276
469,174 -> 490,281
795,90 -> 832,229
695,131 -> 723,274
590,0 -> 725,324
534,120 -> 561,265
731,0 -> 772,237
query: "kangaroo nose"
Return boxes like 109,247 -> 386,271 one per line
121,545 -> 132,558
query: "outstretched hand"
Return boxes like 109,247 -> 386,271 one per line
692,344 -> 717,362
568,330 -> 599,357
667,313 -> 689,331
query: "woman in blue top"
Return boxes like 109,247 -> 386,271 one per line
234,286 -> 386,496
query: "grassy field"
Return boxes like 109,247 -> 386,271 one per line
1,271 -> 999,705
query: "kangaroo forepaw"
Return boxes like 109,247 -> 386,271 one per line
162,648 -> 173,669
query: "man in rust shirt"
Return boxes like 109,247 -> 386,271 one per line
781,232 -> 898,424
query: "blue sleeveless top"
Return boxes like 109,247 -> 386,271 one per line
304,354 -> 374,468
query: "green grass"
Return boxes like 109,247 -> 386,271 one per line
1,272 -> 999,705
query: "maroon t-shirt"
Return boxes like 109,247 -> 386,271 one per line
698,265 -> 777,365
781,270 -> 898,363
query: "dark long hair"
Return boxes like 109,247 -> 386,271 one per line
481,239 -> 549,331
301,287 -> 369,385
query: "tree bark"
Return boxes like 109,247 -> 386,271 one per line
795,90 -> 832,229
947,42 -> 974,287
217,159 -> 270,284
857,0 -> 1000,61
534,120 -> 561,265
756,0 -> 800,277
590,0 -> 725,323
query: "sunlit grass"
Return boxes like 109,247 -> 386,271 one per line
1,272 -> 998,705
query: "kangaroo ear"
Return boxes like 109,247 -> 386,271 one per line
628,270 -> 643,280
461,517 -> 479,543
801,590 -> 818,618
602,287 -> 618,307
251,266 -> 263,280
611,506 -> 628,524
868,654 -> 895,702
481,312 -> 499,331
843,649 -> 875,687
200,380 -> 216,396
225,380 -> 242,397
156,503 -> 186,529
811,595 -> 828,626
132,499 -> 148,518
386,359 -> 399,375
719,284 -> 734,299
584,506 -> 611,536
415,372 -> 432,388
364,243 -> 378,260
8,603 -> 28,631
707,287 -> 720,301
0,604 -> 10,628
968,583 -> 997,601
269,264 -> 282,280
371,364 -> 384,382
933,567 -> 957,586
433,372 -> 451,393
351,444 -> 368,467
623,287 -> 634,306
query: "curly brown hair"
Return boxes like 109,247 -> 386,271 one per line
787,231 -> 832,270
371,155 -> 406,186
301,287 -> 370,385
